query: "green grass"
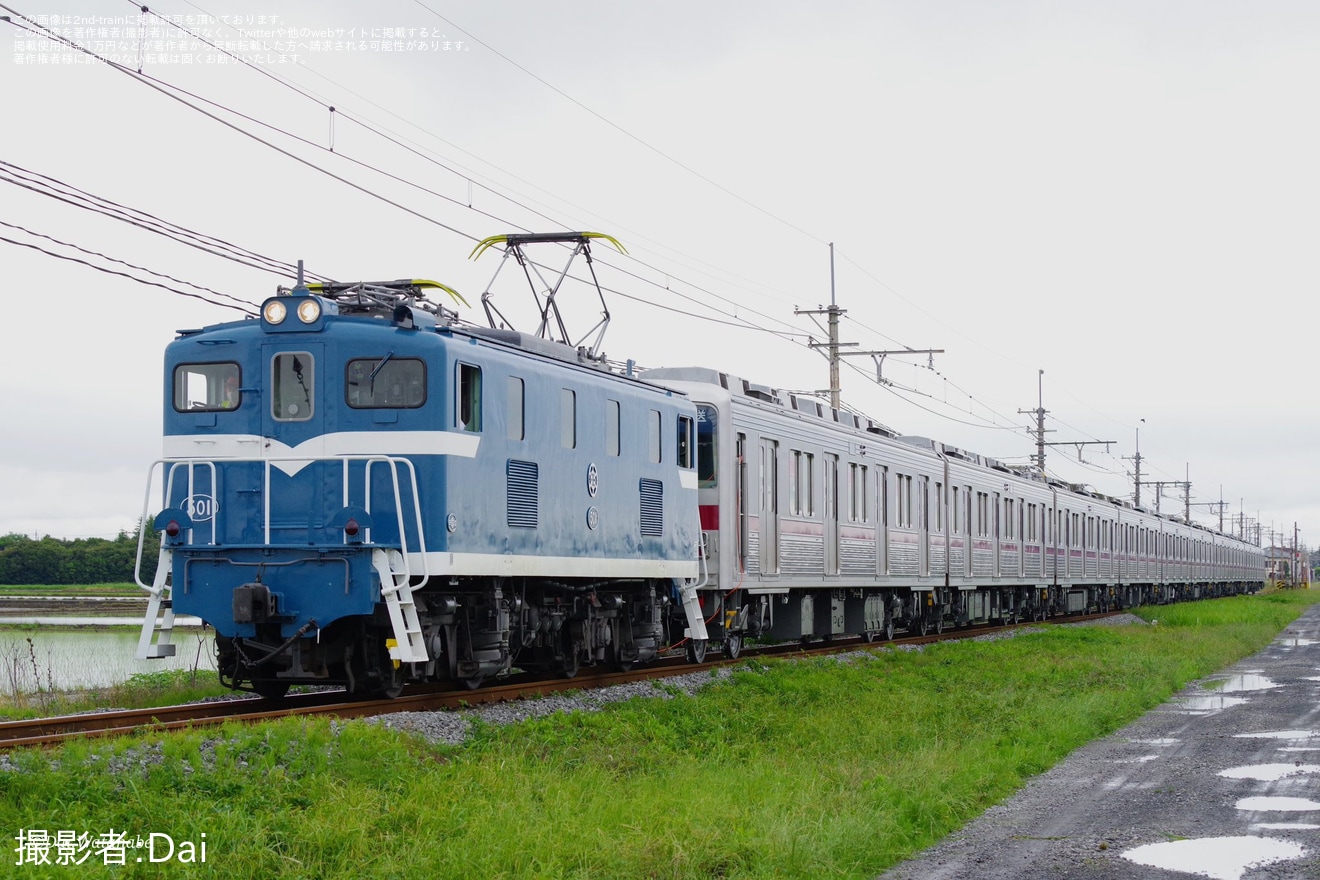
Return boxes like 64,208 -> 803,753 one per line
2,589 -> 1316,879
0,583 -> 142,597
0,668 -> 235,721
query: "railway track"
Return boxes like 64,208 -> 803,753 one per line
0,610 -> 1122,751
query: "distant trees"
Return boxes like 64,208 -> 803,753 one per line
0,525 -> 159,585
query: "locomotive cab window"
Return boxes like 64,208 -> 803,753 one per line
677,415 -> 694,469
271,353 -> 314,421
173,362 -> 241,412
345,357 -> 425,408
457,363 -> 482,432
696,405 -> 717,487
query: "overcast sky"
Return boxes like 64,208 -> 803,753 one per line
1,1 -> 1316,548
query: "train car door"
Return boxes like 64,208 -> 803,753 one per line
918,475 -> 930,577
824,454 -> 839,575
877,466 -> 889,576
759,438 -> 779,575
736,434 -> 748,574
964,486 -> 974,578
260,343 -> 327,542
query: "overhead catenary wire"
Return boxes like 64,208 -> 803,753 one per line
0,232 -> 255,315
1,7 -> 1262,529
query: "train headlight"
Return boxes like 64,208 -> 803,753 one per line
296,299 -> 322,324
263,300 -> 288,324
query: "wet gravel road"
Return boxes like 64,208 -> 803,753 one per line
877,603 -> 1320,880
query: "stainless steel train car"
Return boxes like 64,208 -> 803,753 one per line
645,367 -> 1265,657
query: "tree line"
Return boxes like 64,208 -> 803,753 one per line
0,526 -> 160,586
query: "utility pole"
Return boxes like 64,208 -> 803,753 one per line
797,243 -> 942,411
1123,420 -> 1145,506
1020,370 -> 1114,474
1188,486 -> 1227,532
1137,479 -> 1191,516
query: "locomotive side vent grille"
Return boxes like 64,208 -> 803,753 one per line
507,459 -> 539,528
639,478 -> 664,537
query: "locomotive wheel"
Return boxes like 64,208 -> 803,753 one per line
861,630 -> 878,643
560,639 -> 582,679
724,633 -> 743,660
686,638 -> 708,664
934,615 -> 944,635
917,616 -> 930,637
884,615 -> 896,641
459,675 -> 485,691
252,679 -> 290,700
374,664 -> 405,699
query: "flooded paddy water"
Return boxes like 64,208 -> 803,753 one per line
0,617 -> 215,695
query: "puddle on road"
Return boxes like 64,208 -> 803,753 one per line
1236,796 -> 1320,812
1280,747 -> 1320,753
1279,638 -> 1318,647
1210,673 -> 1278,693
1219,764 -> 1320,781
1130,737 -> 1180,746
1114,755 -> 1162,764
1254,822 -> 1320,830
1234,730 -> 1318,740
1121,836 -> 1306,880
1170,694 -> 1249,714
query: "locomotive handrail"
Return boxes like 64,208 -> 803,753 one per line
136,454 -> 429,576
133,459 -> 219,592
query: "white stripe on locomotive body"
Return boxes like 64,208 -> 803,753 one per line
163,431 -> 480,476
645,367 -> 1262,594
408,550 -> 698,579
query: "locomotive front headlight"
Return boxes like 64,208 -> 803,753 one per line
296,299 -> 322,323
263,300 -> 288,324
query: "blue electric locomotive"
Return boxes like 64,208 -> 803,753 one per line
136,277 -> 707,696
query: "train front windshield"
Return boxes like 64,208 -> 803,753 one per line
696,404 -> 717,488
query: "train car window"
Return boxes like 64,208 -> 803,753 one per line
934,482 -> 943,532
173,362 -> 240,412
696,405 -> 717,487
271,353 -> 314,421
1004,498 -> 1014,540
606,400 -> 620,456
345,357 -> 425,409
788,453 -> 800,515
561,389 -> 577,448
803,454 -> 815,517
677,416 -> 694,469
647,409 -> 660,462
457,364 -> 482,432
507,376 -> 524,440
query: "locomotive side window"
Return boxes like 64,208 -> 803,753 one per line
606,400 -> 620,456
456,364 -> 482,431
696,404 -> 717,486
647,410 -> 661,463
173,362 -> 240,412
677,416 -> 694,469
507,377 -> 524,441
345,357 -> 425,408
271,353 -> 314,421
561,389 -> 576,448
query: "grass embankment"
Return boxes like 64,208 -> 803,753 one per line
2,590 -> 1316,879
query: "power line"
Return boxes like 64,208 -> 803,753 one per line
0,231 -> 254,314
